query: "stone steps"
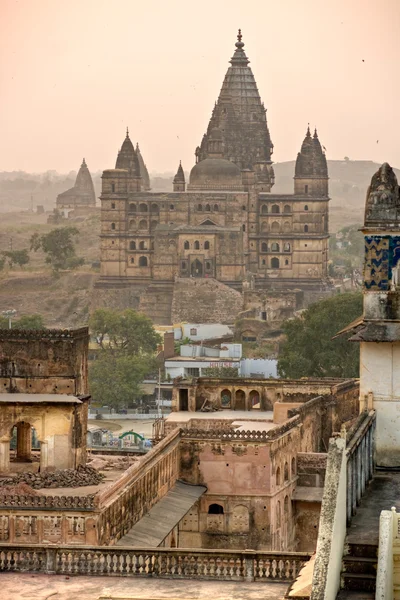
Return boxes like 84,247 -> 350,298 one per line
338,542 -> 377,595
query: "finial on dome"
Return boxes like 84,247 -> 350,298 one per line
314,128 -> 318,138
82,158 -> 86,166
126,127 -> 129,138
306,124 -> 311,137
237,29 -> 242,43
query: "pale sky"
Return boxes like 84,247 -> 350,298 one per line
1,0 -> 399,174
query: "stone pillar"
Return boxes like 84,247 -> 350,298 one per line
40,440 -> 49,471
16,422 -> 32,462
0,440 -> 10,472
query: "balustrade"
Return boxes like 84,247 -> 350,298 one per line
0,544 -> 311,582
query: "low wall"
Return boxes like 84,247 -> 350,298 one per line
376,509 -> 395,600
0,543 -> 311,582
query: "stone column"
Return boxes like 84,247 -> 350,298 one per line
16,422 -> 32,462
0,440 -> 10,473
40,440 -> 49,471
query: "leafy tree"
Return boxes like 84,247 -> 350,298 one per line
202,366 -> 239,378
0,314 -> 45,329
89,308 -> 161,408
89,353 -> 157,410
2,249 -> 29,268
278,293 -> 363,379
89,308 -> 161,356
30,227 -> 82,272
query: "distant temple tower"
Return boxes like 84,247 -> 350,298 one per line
56,158 -> 96,215
345,163 -> 400,466
173,162 -> 186,192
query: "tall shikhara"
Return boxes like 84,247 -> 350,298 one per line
196,30 -> 274,187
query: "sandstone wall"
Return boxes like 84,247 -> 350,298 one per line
171,278 -> 243,324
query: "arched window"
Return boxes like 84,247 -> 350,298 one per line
271,257 -> 280,269
261,242 -> 268,252
262,259 -> 266,265
304,205 -> 309,211
283,204 -> 291,213
111,183 -> 115,193
129,241 -> 136,250
111,202 -> 115,209
285,259 -> 289,265
304,224 -> 309,233
204,241 -> 210,250
194,240 -> 200,250
130,257 -> 134,264
284,495 -> 289,515
276,466 -> 281,487
221,389 -> 231,407
139,256 -> 148,267
151,220 -> 158,230
291,457 -> 296,477
208,504 -> 224,515
184,241 -> 190,250
139,203 -> 148,213
284,242 -> 291,252
249,390 -> 260,408
129,203 -> 136,213
205,204 -> 211,212
271,204 -> 280,214
305,184 -> 309,194
261,204 -> 268,214
111,222 -> 116,230
139,241 -> 146,250
170,204 -> 175,210
283,221 -> 291,233
242,224 -> 246,232
214,204 -> 219,211
271,242 -> 280,252
284,462 -> 289,482
129,219 -> 136,230
151,203 -> 159,213
271,221 -> 280,233
139,219 -> 147,229
198,204 -> 202,211
205,261 -> 211,271
276,501 -> 281,527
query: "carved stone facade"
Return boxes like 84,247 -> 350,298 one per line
96,33 -> 330,323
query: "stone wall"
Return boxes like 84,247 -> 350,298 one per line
171,278 -> 243,324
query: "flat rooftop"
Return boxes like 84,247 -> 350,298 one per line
167,410 -> 276,433
0,572 -> 288,600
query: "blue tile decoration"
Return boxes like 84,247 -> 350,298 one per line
364,236 -> 400,290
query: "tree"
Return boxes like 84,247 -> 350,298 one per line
0,314 -> 45,329
89,308 -> 161,408
89,308 -> 161,356
278,293 -> 363,379
30,227 -> 83,272
2,249 -> 29,268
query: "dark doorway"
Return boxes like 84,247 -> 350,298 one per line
179,389 -> 189,411
191,259 -> 203,278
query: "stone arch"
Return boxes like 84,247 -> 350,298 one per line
284,242 -> 291,252
271,242 -> 280,252
283,221 -> 291,233
129,203 -> 136,213
129,220 -> 137,230
204,241 -> 210,250
151,203 -> 159,213
261,242 -> 268,252
214,204 -> 219,211
139,203 -> 148,213
191,259 -> 203,277
235,389 -> 246,410
271,221 -> 280,233
194,240 -> 200,250
284,495 -> 289,516
283,204 -> 291,213
249,390 -> 260,409
129,241 -> 136,250
284,462 -> 289,482
205,204 -> 211,212
207,503 -> 224,533
271,204 -> 280,214
261,204 -> 268,214
304,205 -> 309,211
271,257 -> 280,269
276,466 -> 281,487
139,256 -> 148,267
221,389 -> 231,408
139,241 -> 146,250
304,224 -> 309,233
111,222 -> 116,230
130,257 -> 134,264
231,505 -> 250,533
184,241 -> 190,250
276,501 -> 281,527
208,503 -> 224,514
139,219 -> 148,229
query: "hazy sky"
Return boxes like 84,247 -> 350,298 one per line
1,0 -> 399,174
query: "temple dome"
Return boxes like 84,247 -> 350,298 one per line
189,157 -> 242,190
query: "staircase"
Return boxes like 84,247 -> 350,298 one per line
336,540 -> 377,598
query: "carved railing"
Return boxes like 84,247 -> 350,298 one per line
180,418 -> 300,442
0,544 -> 311,582
0,494 -> 96,511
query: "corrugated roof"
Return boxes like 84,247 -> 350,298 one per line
116,480 -> 206,547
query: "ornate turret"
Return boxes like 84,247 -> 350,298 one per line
173,161 -> 186,192
115,129 -> 141,175
136,143 -> 151,191
364,162 -> 400,227
196,30 -> 274,183
294,126 -> 328,196
56,158 -> 96,209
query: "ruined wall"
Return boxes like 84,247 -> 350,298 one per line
171,278 -> 243,324
294,452 -> 327,552
0,328 -> 89,395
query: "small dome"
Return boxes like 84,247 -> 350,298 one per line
189,158 -> 242,189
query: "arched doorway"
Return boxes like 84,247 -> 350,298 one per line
235,389 -> 246,410
191,259 -> 203,277
10,422 -> 40,467
220,389 -> 231,408
249,390 -> 260,409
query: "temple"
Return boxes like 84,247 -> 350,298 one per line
56,158 -> 96,216
96,32 -> 330,323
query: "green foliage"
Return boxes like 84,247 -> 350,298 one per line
202,366 -> 239,378
2,249 -> 30,268
90,308 -> 161,356
0,314 -> 45,329
89,308 -> 162,408
278,293 -> 363,379
30,227 -> 82,272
